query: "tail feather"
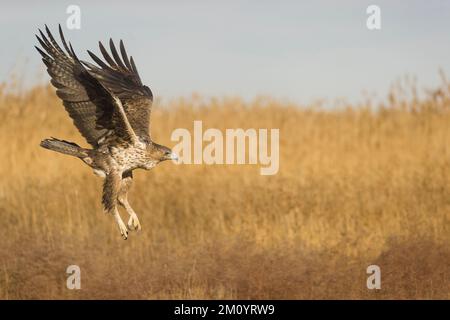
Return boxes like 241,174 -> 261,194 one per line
40,138 -> 87,158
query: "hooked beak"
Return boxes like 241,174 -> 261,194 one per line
169,152 -> 179,162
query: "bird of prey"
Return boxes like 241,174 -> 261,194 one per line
35,25 -> 178,239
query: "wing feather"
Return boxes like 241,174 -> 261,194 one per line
99,41 -> 118,69
109,39 -> 127,70
119,40 -> 133,71
83,39 -> 153,140
36,25 -> 138,146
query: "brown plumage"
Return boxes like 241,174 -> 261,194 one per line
36,25 -> 178,239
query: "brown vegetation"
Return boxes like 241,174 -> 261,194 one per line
0,81 -> 449,299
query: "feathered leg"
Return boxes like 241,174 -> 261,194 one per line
118,171 -> 141,231
103,171 -> 128,239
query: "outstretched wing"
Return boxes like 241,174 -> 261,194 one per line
35,25 -> 138,146
82,39 -> 153,141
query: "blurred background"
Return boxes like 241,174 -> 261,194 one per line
2,0 -> 450,104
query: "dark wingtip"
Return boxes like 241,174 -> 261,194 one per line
87,49 -> 110,69
68,42 -> 80,62
44,24 -> 54,40
108,38 -> 114,50
109,39 -> 116,52
38,28 -> 45,39
58,24 -> 72,54
87,50 -> 97,61
119,39 -> 132,70
34,45 -> 47,58
87,49 -> 98,61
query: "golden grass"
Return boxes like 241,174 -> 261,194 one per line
0,81 -> 449,299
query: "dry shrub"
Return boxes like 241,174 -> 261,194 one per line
0,79 -> 449,299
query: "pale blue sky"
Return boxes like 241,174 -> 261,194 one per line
2,1 -> 450,104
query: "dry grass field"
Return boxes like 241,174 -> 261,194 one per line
0,79 -> 449,299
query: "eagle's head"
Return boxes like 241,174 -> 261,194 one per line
145,142 -> 178,168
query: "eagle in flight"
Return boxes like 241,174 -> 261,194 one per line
36,25 -> 178,239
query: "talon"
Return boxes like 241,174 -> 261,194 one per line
127,214 -> 141,232
115,213 -> 129,240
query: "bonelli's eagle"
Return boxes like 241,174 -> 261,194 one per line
36,25 -> 177,239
